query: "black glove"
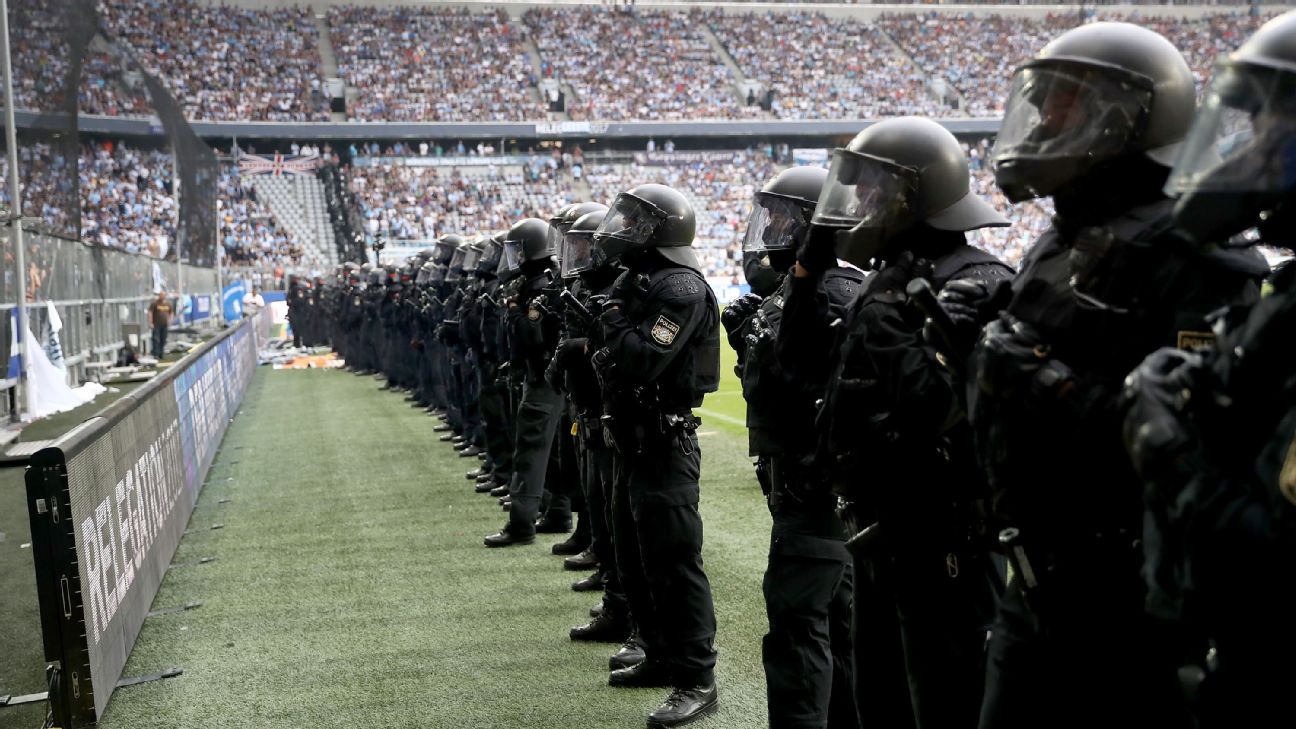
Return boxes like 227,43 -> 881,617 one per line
975,315 -> 1075,402
1121,347 -> 1205,485
795,225 -> 838,275
606,270 -> 643,309
927,278 -> 995,361
721,293 -> 763,338
863,251 -> 931,302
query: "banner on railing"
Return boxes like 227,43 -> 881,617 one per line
236,151 -> 322,177
25,320 -> 257,728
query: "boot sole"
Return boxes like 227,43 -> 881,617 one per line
483,536 -> 534,548
646,697 -> 718,728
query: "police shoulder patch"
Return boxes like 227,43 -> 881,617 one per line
651,315 -> 681,345
1177,330 -> 1215,351
1280,432 -> 1296,508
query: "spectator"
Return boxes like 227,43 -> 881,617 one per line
147,289 -> 172,357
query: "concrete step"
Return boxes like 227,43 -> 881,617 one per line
874,24 -> 967,113
699,21 -> 749,106
314,13 -> 339,79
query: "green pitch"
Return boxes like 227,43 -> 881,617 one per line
24,365 -> 770,729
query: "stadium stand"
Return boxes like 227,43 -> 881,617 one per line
524,6 -> 760,121
708,11 -> 940,119
97,0 -> 330,121
328,5 -> 543,122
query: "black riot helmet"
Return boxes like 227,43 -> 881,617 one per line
430,263 -> 449,286
744,166 -> 827,280
1167,11 -> 1296,245
476,232 -> 504,276
991,22 -> 1196,203
553,201 -> 610,235
814,117 -> 1008,267
593,183 -> 698,270
561,208 -> 609,279
502,218 -> 560,275
416,260 -> 435,286
432,234 -> 465,265
446,241 -> 476,283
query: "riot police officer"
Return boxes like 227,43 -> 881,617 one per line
1121,12 -> 1296,727
589,183 -> 721,728
484,218 -> 566,547
798,118 -> 1013,729
724,166 -> 866,729
957,23 -> 1264,729
549,206 -> 637,642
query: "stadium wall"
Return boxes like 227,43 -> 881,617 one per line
24,318 -> 258,728
0,230 -> 222,388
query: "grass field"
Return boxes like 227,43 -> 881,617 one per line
1,338 -> 767,729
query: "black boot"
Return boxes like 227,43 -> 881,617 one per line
483,524 -> 534,548
433,424 -> 452,432
571,572 -> 603,592
474,480 -> 497,494
466,469 -> 487,480
551,534 -> 586,556
609,634 -> 646,671
646,685 -> 719,728
563,548 -> 599,571
570,611 -> 630,643
534,515 -> 572,534
458,446 -> 483,458
490,485 -> 509,498
608,658 -> 671,688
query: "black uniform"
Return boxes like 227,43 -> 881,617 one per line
504,269 -> 566,533
747,266 -> 864,729
969,192 -> 1260,729
593,257 -> 721,689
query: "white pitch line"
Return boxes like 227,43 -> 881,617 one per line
695,407 -> 746,428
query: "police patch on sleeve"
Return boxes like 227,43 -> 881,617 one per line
651,315 -> 681,345
1177,330 -> 1215,351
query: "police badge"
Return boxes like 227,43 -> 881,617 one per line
651,315 -> 681,345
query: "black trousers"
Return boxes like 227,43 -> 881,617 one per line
477,360 -> 512,483
980,560 -> 1191,729
763,497 -> 858,729
583,434 -> 626,617
507,381 -> 564,531
611,428 -> 717,687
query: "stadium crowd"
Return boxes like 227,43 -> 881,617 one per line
5,5 -> 1275,123
98,0 -> 329,121
710,11 -> 938,119
524,7 -> 759,121
329,5 -> 542,122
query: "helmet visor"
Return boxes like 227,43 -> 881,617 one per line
743,192 -> 812,253
477,239 -> 503,273
461,246 -> 483,275
446,247 -> 468,282
595,193 -> 668,248
432,240 -> 457,265
430,264 -> 447,285
561,231 -> 595,279
992,60 -> 1154,168
1167,61 -> 1296,199
502,240 -> 524,273
812,149 -> 920,230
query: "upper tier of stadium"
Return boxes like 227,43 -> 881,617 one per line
8,1 -> 1280,125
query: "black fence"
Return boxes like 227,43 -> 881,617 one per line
24,318 -> 257,727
